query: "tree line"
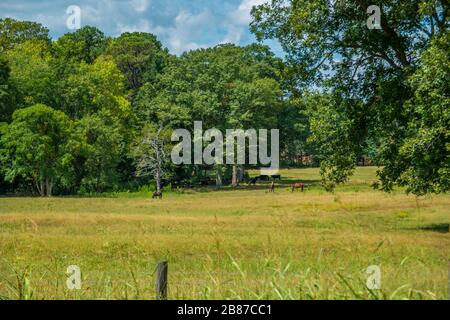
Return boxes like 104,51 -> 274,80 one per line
0,0 -> 448,196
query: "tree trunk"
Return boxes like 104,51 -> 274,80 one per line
238,165 -> 245,182
215,165 -> 223,187
155,169 -> 162,193
155,139 -> 163,194
232,164 -> 239,187
36,174 -> 46,197
36,179 -> 45,197
45,177 -> 53,197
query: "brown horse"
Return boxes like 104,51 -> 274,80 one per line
152,191 -> 163,199
291,183 -> 304,192
269,182 -> 275,193
248,177 -> 258,186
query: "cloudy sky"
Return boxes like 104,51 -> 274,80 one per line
0,0 -> 282,55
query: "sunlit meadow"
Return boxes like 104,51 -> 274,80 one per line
0,167 -> 449,300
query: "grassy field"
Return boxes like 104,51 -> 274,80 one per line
0,167 -> 449,300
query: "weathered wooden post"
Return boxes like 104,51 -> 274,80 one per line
155,261 -> 168,300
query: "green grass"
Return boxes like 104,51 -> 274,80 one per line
0,167 -> 449,300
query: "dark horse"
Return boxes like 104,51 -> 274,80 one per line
291,183 -> 304,192
269,182 -> 275,193
248,177 -> 258,186
152,191 -> 163,199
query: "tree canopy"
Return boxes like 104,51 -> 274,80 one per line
0,104 -> 72,196
0,10 -> 448,196
107,32 -> 169,92
53,26 -> 109,64
0,18 -> 50,52
251,0 -> 449,194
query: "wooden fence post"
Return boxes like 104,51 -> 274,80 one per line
156,261 -> 168,300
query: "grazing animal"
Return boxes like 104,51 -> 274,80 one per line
152,191 -> 163,199
291,183 -> 304,192
248,177 -> 258,186
271,174 -> 281,180
269,182 -> 275,193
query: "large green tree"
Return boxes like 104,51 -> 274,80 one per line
137,44 -> 284,129
388,30 -> 449,195
0,104 -> 73,196
107,32 -> 169,93
0,18 -> 50,51
5,39 -> 56,108
60,55 -> 131,119
251,0 -> 449,194
68,113 -> 124,193
53,26 -> 109,65
136,44 -> 285,185
57,54 -> 135,192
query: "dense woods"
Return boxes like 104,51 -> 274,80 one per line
0,0 -> 448,196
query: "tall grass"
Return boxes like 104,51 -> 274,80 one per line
0,168 -> 448,300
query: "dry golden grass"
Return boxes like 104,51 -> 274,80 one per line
0,167 -> 449,300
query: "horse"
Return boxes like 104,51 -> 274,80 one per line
269,182 -> 275,193
152,191 -> 163,199
291,183 -> 304,192
248,177 -> 258,186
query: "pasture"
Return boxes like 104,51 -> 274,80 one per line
0,167 -> 449,300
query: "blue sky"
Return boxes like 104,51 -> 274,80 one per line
0,0 -> 283,56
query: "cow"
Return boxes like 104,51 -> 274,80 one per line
291,183 -> 304,192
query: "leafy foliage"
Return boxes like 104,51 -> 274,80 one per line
0,18 -> 50,51
107,32 -> 169,92
60,55 -> 131,119
0,56 -> 18,122
385,30 -> 450,195
0,104 -> 72,196
0,12 -> 447,196
69,113 -> 124,193
136,44 -> 284,130
53,26 -> 109,64
5,40 -> 56,108
251,0 -> 449,194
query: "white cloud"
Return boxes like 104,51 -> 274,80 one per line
117,9 -> 210,55
117,19 -> 153,33
235,0 -> 267,24
130,0 -> 150,13
167,10 -> 210,53
0,0 -> 275,55
117,1 -> 268,54
222,0 -> 267,44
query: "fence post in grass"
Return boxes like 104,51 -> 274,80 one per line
156,261 -> 168,300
